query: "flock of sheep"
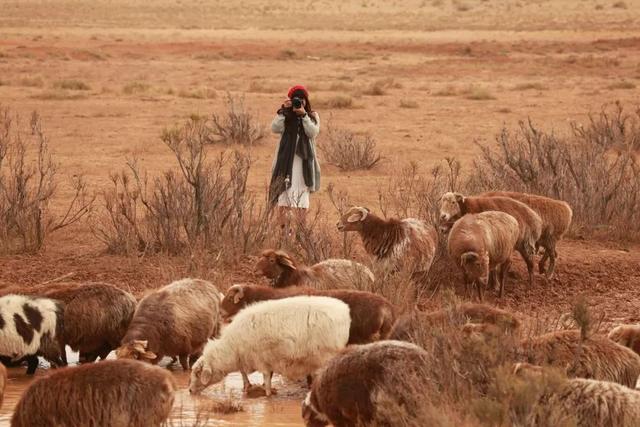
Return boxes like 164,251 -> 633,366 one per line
0,190 -> 638,426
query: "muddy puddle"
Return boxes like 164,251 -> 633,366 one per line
0,349 -> 305,426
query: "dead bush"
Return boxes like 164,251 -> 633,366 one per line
0,108 -> 93,253
92,117 -> 272,262
319,122 -> 382,171
209,93 -> 265,146
469,102 -> 640,241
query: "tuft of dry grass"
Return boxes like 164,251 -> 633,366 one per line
433,85 -> 458,97
53,79 -> 91,90
464,86 -> 496,100
362,77 -> 400,96
122,81 -> 150,95
207,398 -> 244,415
607,80 -> 636,90
315,94 -> 354,109
18,77 -> 44,87
319,122 -> 382,171
210,93 -> 265,145
177,87 -> 216,99
612,1 -> 627,8
399,99 -> 419,109
511,82 -> 548,91
31,90 -> 88,100
247,80 -> 281,94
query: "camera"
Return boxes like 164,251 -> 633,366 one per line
291,97 -> 303,109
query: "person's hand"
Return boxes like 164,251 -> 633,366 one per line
294,106 -> 306,116
283,98 -> 292,108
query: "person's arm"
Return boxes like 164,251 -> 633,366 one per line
301,112 -> 320,139
271,113 -> 285,134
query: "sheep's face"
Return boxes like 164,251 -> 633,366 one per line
302,392 -> 329,427
439,192 -> 464,223
460,251 -> 489,282
336,207 -> 369,232
115,340 -> 157,363
189,359 -> 225,394
220,285 -> 245,319
256,251 -> 283,279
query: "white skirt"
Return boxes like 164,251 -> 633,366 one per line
277,154 -> 310,209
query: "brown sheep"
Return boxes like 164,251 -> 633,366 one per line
514,362 -> 640,426
480,191 -> 573,277
521,329 -> 640,388
389,302 -> 521,343
255,249 -> 374,289
608,324 -> 640,356
11,359 -> 176,427
302,341 -> 431,427
221,284 -> 396,344
42,283 -> 136,363
0,363 -> 6,409
447,211 -> 520,299
116,278 -> 222,370
336,206 -> 438,274
439,192 -> 543,287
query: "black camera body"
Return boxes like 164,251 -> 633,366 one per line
291,97 -> 303,109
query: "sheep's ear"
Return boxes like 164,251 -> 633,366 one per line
513,362 -> 523,375
232,286 -> 245,304
132,340 -> 148,353
347,207 -> 367,223
276,253 -> 297,270
454,193 -> 465,203
200,366 -> 212,385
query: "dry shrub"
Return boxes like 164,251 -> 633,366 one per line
210,93 -> 265,146
315,94 -> 354,109
0,108 -> 93,253
92,117 -> 271,263
363,77 -> 401,96
53,79 -> 90,90
122,81 -> 150,95
319,122 -> 382,171
469,102 -> 640,241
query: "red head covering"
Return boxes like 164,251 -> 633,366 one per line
287,85 -> 308,99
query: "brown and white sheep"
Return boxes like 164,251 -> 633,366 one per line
336,206 -> 438,274
481,191 -> 573,277
255,249 -> 374,289
514,362 -> 640,426
439,192 -> 543,287
11,359 -> 176,427
608,324 -> 640,356
389,302 -> 521,343
221,284 -> 396,344
41,283 -> 136,363
447,211 -> 520,299
116,278 -> 222,370
521,329 -> 640,387
0,295 -> 65,375
302,340 -> 431,427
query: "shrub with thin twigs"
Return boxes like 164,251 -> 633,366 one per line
469,102 -> 640,240
319,122 -> 382,171
0,108 -> 93,253
92,117 -> 272,262
209,93 -> 265,146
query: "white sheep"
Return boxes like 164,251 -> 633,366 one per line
189,295 -> 351,396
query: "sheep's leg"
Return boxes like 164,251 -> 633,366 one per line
306,374 -> 314,387
517,245 -> 535,288
179,355 -> 190,370
475,279 -> 484,301
263,371 -> 273,396
25,355 -> 39,375
487,270 -> 497,292
498,259 -> 512,298
241,371 -> 252,391
538,249 -> 549,274
547,248 -> 558,278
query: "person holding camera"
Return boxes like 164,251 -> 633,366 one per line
269,85 -> 320,230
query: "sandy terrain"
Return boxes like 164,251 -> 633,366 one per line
0,0 -> 639,422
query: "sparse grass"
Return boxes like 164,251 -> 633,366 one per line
399,99 -> 419,109
53,79 -> 91,91
362,77 -> 401,96
497,107 -> 512,113
247,80 -> 281,94
208,398 -> 244,414
511,82 -> 548,91
612,1 -> 627,8
18,77 -> 44,88
178,87 -> 216,99
279,48 -> 297,59
328,81 -> 352,92
319,122 -> 382,171
607,80 -> 636,90
464,86 -> 496,101
31,90 -> 88,100
315,94 -> 354,109
433,85 -> 458,97
122,81 -> 150,95
210,93 -> 265,146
